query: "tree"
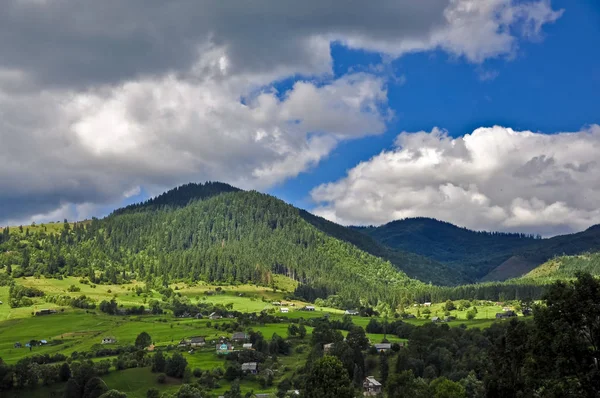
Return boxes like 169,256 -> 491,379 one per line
444,300 -> 456,312
151,351 -> 166,373
59,362 -> 72,382
430,377 -> 466,398
380,353 -> 389,386
165,353 -> 187,378
224,379 -> 242,398
345,326 -> 369,351
288,323 -> 299,337
175,384 -> 204,398
64,378 -> 82,398
135,332 -> 152,349
83,376 -> 109,398
304,356 -> 354,398
146,388 -> 160,398
298,324 -> 307,339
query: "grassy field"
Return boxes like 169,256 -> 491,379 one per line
0,275 -> 515,397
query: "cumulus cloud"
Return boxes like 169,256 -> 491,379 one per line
0,0 -> 563,224
311,125 -> 600,236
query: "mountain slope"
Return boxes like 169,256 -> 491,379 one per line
518,252 -> 600,281
1,187 -> 426,306
356,217 -> 600,282
299,212 -> 467,285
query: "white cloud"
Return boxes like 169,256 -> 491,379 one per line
0,0 -> 563,223
311,125 -> 600,236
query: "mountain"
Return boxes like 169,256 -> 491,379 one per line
517,252 -> 600,282
355,218 -> 600,282
0,183 -> 429,307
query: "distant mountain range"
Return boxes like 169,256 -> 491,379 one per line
353,218 -> 600,283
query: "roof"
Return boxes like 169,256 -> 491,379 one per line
374,343 -> 391,349
232,332 -> 247,339
345,309 -> 359,314
190,336 -> 205,343
324,343 -> 334,348
365,376 -> 381,386
241,362 -> 258,371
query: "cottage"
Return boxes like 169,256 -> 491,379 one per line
243,343 -> 253,350
216,343 -> 233,355
178,339 -> 190,348
280,307 -> 289,313
40,340 -> 48,345
272,301 -> 281,306
232,332 -> 248,342
363,376 -> 382,396
323,343 -> 335,353
344,309 -> 359,316
431,317 -> 440,323
190,336 -> 205,347
496,310 -> 517,319
423,302 -> 432,307
304,305 -> 315,311
209,312 -> 222,320
101,337 -> 117,345
195,313 -> 203,319
374,343 -> 391,353
241,362 -> 258,374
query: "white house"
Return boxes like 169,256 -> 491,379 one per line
280,307 -> 289,313
305,306 -> 315,311
101,337 -> 117,344
423,302 -> 432,307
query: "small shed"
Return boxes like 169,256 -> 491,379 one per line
241,362 -> 258,374
232,332 -> 248,342
101,337 -> 117,344
305,305 -> 315,311
344,309 -> 359,315
423,302 -> 432,307
363,376 -> 382,396
374,343 -> 391,353
190,336 -> 205,347
243,343 -> 253,350
323,343 -> 335,353
209,312 -> 222,320
280,307 -> 289,313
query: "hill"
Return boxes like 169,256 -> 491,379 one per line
0,184 -> 429,307
356,217 -> 600,282
518,252 -> 600,282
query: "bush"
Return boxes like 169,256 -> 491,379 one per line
157,373 -> 166,384
193,368 -> 202,377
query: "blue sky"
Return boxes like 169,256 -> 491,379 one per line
1,0 -> 599,235
271,0 -> 600,212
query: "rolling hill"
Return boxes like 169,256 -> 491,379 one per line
355,218 -> 600,282
518,252 -> 600,282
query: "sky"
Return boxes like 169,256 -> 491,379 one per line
0,0 -> 599,236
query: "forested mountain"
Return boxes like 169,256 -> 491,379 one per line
0,184 -> 429,308
355,218 -> 600,282
518,251 -> 600,282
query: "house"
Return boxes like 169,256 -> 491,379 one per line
374,343 -> 391,353
14,342 -> 22,348
444,316 -> 456,322
190,336 -> 206,347
209,312 -> 222,320
216,343 -> 233,355
431,317 -> 440,323
496,310 -> 517,319
195,313 -> 203,319
423,302 -> 432,307
344,309 -> 359,315
232,332 -> 248,342
323,343 -> 335,353
40,340 -> 48,345
35,309 -> 57,316
241,362 -> 258,374
502,307 -> 512,312
272,301 -> 281,306
280,307 -> 289,313
178,339 -> 190,348
363,376 -> 382,396
305,305 -> 315,311
101,337 -> 117,345
243,343 -> 253,350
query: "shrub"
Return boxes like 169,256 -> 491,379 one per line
157,373 -> 166,384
